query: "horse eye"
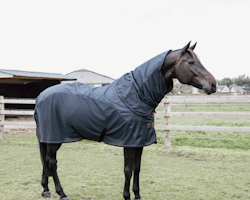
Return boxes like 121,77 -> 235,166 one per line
188,61 -> 194,65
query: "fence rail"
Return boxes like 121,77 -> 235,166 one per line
0,110 -> 34,115
0,99 -> 36,104
162,96 -> 250,103
155,112 -> 250,118
156,125 -> 250,133
0,121 -> 36,126
0,95 -> 250,147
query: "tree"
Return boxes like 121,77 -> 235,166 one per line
229,84 -> 237,90
172,79 -> 193,94
234,75 -> 246,86
217,75 -> 250,88
218,77 -> 232,87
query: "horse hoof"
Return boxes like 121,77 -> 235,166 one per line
42,191 -> 51,198
60,197 -> 69,200
134,198 -> 142,200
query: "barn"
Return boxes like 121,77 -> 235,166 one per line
0,69 -> 76,98
0,69 -> 76,109
64,68 -> 115,86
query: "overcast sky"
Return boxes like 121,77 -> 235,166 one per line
0,0 -> 249,80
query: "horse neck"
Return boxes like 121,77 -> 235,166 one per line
161,50 -> 180,83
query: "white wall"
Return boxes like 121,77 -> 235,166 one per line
63,71 -> 114,84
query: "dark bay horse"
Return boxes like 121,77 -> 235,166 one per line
35,42 -> 216,200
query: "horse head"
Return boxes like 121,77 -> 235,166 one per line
162,42 -> 216,95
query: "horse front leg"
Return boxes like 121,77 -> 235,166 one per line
133,147 -> 143,200
41,170 -> 51,198
47,144 -> 68,200
123,148 -> 136,200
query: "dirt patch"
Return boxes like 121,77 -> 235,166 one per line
3,117 -> 36,135
4,127 -> 36,135
166,151 -> 205,161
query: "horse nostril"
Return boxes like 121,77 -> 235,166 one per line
211,81 -> 217,91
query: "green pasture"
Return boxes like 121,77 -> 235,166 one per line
1,134 -> 250,200
0,104 -> 250,199
156,104 -> 250,150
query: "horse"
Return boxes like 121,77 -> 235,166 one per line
34,42 -> 216,200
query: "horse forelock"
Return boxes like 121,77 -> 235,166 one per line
170,49 -> 200,63
187,49 -> 200,62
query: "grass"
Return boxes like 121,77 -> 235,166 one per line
0,133 -> 250,200
155,104 -> 250,150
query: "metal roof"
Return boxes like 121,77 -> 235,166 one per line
67,68 -> 115,81
0,69 -> 76,80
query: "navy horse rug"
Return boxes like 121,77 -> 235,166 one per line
34,50 -> 173,147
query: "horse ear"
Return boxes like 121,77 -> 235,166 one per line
189,42 -> 197,51
181,41 -> 191,54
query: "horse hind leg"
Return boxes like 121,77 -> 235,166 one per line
39,142 -> 51,198
46,143 -> 69,200
41,171 -> 51,198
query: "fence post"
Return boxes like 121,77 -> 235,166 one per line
0,96 -> 4,140
164,102 -> 171,147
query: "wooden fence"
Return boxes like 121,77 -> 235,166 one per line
0,96 -> 36,139
154,95 -> 250,147
1,95 -> 250,147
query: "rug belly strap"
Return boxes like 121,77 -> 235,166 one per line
98,128 -> 107,142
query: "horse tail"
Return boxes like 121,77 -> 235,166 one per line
39,142 -> 51,176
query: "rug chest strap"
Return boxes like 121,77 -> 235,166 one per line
98,128 -> 107,142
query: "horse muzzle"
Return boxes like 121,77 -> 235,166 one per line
203,81 -> 217,95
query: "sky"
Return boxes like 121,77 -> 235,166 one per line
0,0 -> 249,80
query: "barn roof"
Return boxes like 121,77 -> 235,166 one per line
217,85 -> 227,90
0,69 -> 76,80
231,86 -> 247,93
67,68 -> 115,81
